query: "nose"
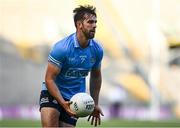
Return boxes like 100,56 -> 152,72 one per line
93,22 -> 97,28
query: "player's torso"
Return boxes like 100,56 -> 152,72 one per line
60,45 -> 96,78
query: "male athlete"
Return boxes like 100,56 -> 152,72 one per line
39,5 -> 104,127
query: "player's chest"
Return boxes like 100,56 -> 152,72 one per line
65,49 -> 96,69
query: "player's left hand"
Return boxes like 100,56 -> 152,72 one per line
87,105 -> 104,127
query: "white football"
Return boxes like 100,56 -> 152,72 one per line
70,93 -> 95,117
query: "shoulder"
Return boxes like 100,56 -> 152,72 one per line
51,33 -> 74,53
91,39 -> 104,54
49,34 -> 75,61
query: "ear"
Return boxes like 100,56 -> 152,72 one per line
77,21 -> 83,29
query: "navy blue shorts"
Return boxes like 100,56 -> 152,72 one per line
39,90 -> 78,126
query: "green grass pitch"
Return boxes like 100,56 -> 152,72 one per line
0,118 -> 180,127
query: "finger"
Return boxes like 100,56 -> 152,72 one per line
100,110 -> 104,116
68,109 -> 76,117
68,101 -> 73,105
95,117 -> 97,127
70,111 -> 76,117
87,115 -> 91,121
98,116 -> 101,125
91,116 -> 94,125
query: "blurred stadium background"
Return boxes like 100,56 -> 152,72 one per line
0,0 -> 180,127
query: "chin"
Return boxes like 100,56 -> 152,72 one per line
89,36 -> 94,39
85,33 -> 95,39
88,34 -> 95,39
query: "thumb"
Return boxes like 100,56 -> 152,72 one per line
101,112 -> 104,116
68,101 -> 73,105
100,110 -> 104,116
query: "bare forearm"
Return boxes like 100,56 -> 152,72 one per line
90,75 -> 102,106
45,79 -> 76,117
45,63 -> 66,106
46,79 -> 66,106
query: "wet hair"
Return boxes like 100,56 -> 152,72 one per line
73,5 -> 96,27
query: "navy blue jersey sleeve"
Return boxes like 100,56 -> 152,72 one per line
92,43 -> 104,69
48,42 -> 67,68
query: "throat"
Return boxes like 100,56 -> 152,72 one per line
77,34 -> 89,48
79,41 -> 89,48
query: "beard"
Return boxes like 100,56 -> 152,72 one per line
82,29 -> 95,39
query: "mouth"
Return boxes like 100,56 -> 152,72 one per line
90,30 -> 95,34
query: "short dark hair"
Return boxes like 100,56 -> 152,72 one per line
73,5 -> 96,27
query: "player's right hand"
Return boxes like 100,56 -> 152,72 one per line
62,101 -> 76,117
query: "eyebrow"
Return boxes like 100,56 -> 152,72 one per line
87,19 -> 97,23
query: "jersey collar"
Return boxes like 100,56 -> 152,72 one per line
73,33 -> 93,48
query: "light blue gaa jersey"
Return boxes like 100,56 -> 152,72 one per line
42,33 -> 103,100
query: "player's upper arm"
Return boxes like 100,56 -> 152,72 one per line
92,43 -> 104,69
46,41 -> 67,81
48,42 -> 67,68
45,62 -> 61,82
90,68 -> 101,78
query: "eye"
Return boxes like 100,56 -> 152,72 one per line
88,20 -> 97,24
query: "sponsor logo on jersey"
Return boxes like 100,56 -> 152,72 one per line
90,57 -> 96,63
79,55 -> 87,63
64,68 -> 89,78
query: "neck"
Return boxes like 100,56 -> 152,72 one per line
76,32 -> 89,48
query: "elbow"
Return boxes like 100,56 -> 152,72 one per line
45,76 -> 53,88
